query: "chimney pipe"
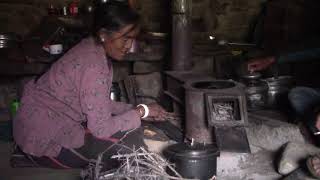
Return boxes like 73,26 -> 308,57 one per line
171,0 -> 192,71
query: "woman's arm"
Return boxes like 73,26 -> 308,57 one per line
80,65 -> 141,139
278,48 -> 320,63
248,48 -> 320,72
110,101 -> 134,115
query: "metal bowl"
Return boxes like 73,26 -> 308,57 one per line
0,33 -> 20,49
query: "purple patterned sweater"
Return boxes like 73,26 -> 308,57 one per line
13,37 -> 141,157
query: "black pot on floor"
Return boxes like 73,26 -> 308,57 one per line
163,143 -> 219,180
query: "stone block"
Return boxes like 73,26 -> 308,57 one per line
247,114 -> 306,153
133,62 -> 163,74
282,168 -> 317,180
217,150 -> 282,180
216,111 -> 308,179
191,56 -> 215,75
112,62 -> 132,82
128,72 -> 163,104
0,3 -> 46,35
278,142 -> 320,175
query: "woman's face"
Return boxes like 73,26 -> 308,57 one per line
101,24 -> 139,61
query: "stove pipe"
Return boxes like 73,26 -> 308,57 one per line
171,0 -> 192,71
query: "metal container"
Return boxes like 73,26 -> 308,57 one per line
241,73 -> 268,110
264,76 -> 293,108
172,0 -> 192,14
0,33 -> 20,49
110,82 -> 121,102
163,143 -> 219,180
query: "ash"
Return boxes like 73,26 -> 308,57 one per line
212,102 -> 234,121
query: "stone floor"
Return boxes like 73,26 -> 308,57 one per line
0,141 -> 80,180
217,110 -> 318,180
0,110 -> 318,180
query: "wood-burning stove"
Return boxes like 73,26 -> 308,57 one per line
184,79 -> 250,153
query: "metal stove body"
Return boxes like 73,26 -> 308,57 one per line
165,71 -> 250,153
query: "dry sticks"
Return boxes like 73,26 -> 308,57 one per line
98,147 -> 199,180
81,128 -> 215,180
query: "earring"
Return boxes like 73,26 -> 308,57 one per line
101,38 -> 105,42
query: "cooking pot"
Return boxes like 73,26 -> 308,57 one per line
163,143 -> 219,180
241,73 -> 268,110
264,76 -> 293,108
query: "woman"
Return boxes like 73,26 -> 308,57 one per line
13,2 -> 167,170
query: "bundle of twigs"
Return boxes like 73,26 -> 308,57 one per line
81,129 -> 216,180
99,147 -> 193,180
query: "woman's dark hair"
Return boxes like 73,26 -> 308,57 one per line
93,1 -> 140,34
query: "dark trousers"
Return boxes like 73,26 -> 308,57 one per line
27,128 -> 145,170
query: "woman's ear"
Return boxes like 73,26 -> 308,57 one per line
98,29 -> 109,43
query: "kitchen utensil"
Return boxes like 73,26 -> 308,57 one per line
218,40 -> 256,47
264,75 -> 293,108
163,143 -> 219,180
0,33 -> 20,49
49,44 -> 63,55
110,82 -> 121,101
241,73 -> 268,110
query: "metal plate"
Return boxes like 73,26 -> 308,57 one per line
215,126 -> 250,153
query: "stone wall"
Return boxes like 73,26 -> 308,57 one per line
136,0 -> 263,41
0,0 -> 263,40
0,0 -> 76,35
0,0 -> 265,105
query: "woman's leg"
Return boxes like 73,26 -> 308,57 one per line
28,128 -> 145,170
77,127 -> 145,170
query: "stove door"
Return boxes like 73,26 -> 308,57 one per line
215,126 -> 251,153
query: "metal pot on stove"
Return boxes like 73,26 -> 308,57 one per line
264,75 -> 293,108
163,143 -> 219,180
241,73 -> 268,110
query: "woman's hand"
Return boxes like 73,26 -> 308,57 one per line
145,103 -> 177,122
247,56 -> 275,72
136,103 -> 180,122
147,103 -> 167,121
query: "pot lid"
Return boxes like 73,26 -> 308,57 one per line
164,143 -> 219,158
265,75 -> 292,82
242,72 -> 262,80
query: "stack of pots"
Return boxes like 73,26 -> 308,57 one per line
265,76 -> 293,108
241,73 -> 293,110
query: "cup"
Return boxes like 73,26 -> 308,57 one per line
49,44 -> 63,55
